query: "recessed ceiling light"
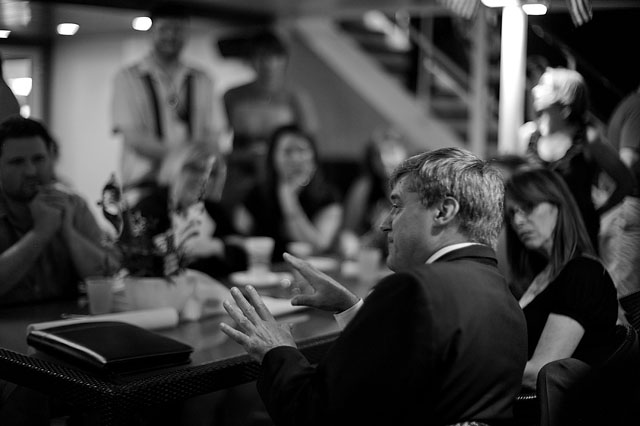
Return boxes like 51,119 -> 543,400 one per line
522,1 -> 548,15
57,23 -> 79,36
481,0 -> 519,6
0,30 -> 10,39
9,77 -> 32,97
132,16 -> 152,31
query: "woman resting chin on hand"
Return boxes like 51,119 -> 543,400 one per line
239,125 -> 343,261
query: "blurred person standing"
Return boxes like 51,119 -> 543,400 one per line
517,67 -> 633,251
111,4 -> 224,207
222,31 -> 318,211
603,85 -> 640,330
220,148 -> 527,426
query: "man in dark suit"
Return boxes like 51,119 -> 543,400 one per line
220,147 -> 528,426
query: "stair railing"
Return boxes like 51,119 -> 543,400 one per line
399,16 -> 500,128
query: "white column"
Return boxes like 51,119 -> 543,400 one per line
497,5 -> 527,154
469,7 -> 489,157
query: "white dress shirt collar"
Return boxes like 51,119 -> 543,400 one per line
425,242 -> 480,264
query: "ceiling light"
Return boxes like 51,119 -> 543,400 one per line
57,23 -> 79,36
0,30 -> 10,39
132,17 -> 152,31
522,0 -> 549,15
363,10 -> 391,33
481,0 -> 519,7
481,0 -> 548,14
9,77 -> 32,97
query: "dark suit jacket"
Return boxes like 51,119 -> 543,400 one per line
258,245 -> 527,426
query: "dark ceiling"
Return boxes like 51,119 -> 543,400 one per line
1,0 -> 639,41
1,0 -> 638,117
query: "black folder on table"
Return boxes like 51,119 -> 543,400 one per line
27,321 -> 193,374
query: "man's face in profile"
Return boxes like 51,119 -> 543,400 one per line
380,176 -> 435,271
0,136 -> 53,201
152,17 -> 187,62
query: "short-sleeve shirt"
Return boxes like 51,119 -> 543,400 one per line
111,55 -> 224,188
523,256 -> 618,365
0,191 -> 106,306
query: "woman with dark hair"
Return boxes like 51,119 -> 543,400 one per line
340,127 -> 408,259
517,67 -> 633,251
504,167 -> 618,390
237,124 -> 342,261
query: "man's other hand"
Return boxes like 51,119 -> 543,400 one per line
220,286 -> 297,363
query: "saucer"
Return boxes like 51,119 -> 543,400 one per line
230,271 -> 294,288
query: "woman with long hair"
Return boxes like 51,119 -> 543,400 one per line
504,167 -> 618,390
237,124 -> 342,261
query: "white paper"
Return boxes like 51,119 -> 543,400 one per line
26,307 -> 180,333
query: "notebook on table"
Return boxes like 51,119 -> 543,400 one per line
27,321 -> 193,375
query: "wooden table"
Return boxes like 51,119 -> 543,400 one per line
0,262 -> 381,425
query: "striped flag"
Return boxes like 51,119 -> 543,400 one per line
437,0 -> 480,20
567,0 -> 593,26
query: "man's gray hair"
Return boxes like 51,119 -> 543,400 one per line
389,147 -> 504,249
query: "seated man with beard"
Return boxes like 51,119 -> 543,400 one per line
0,116 -> 117,306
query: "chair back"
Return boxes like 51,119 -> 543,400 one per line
535,323 -> 640,426
581,323 -> 640,425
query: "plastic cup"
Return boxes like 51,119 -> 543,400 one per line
245,237 -> 275,274
85,277 -> 115,315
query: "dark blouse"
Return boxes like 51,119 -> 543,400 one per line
527,131 -> 600,250
523,256 -> 618,366
243,177 -> 340,261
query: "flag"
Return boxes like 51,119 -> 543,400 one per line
437,0 -> 480,20
567,0 -> 593,27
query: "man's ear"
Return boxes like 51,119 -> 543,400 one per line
434,197 -> 460,225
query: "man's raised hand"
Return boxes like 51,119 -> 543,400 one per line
284,253 -> 360,313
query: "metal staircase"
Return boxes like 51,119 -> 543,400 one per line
337,12 -> 501,153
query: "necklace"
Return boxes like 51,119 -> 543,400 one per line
153,63 -> 183,111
